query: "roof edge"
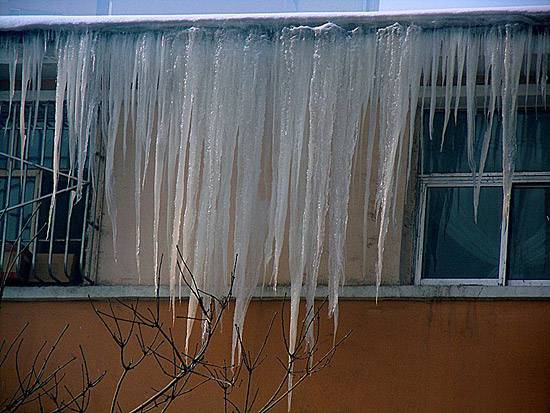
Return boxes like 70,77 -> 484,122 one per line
1,7 -> 550,32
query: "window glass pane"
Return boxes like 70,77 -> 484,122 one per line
60,127 -> 71,170
422,111 -> 502,174
43,129 -> 54,169
27,127 -> 44,166
422,186 -> 502,279
508,185 -> 550,280
515,111 -> 550,172
35,175 -> 85,254
0,106 -> 18,170
0,131 -> 8,169
0,177 -> 36,242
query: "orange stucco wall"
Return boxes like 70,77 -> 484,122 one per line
1,299 -> 549,412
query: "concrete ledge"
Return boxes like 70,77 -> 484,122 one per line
3,284 -> 550,301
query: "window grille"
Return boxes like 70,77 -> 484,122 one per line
0,100 -> 101,285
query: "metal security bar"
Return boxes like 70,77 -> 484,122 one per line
0,100 -> 101,285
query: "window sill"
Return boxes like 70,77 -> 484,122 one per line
3,284 -> 550,301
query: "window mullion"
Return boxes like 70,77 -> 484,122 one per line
419,174 -> 503,186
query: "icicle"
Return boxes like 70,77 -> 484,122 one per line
374,24 -> 414,298
64,33 -> 78,178
499,25 -> 526,283
540,31 -> 549,107
454,31 -> 466,122
361,104 -> 377,274
262,34 -> 281,290
302,24 -> 343,354
162,34 -> 194,290
30,35 -> 45,140
284,28 -> 315,413
269,27 -> 313,290
405,30 -> 423,189
428,30 -> 441,141
191,27 -> 236,337
361,29 -> 381,276
75,33 -> 95,202
328,28 -> 368,335
465,32 -> 481,179
152,34 -> 171,295
197,29 -> 229,305
390,26 -> 422,229
6,41 -> 18,134
440,30 -> 458,149
215,32 -> 242,301
189,30 -> 221,339
182,28 -> 211,353
535,32 -> 544,105
475,28 -> 501,219
104,34 -> 125,261
19,36 -> 33,172
133,33 -> 162,281
48,34 -> 68,239
140,34 -> 161,189
523,29 -> 533,110
231,30 -> 270,364
535,31 -> 550,109
168,28 -> 194,339
164,33 -> 186,261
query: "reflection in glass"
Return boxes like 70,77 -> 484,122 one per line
508,186 -> 550,280
422,187 -> 502,279
422,111 -> 502,174
0,177 -> 36,242
515,111 -> 550,172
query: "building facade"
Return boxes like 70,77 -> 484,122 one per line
1,8 -> 549,412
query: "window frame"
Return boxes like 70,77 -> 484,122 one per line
415,102 -> 550,287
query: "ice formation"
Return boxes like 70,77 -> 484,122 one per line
1,16 -> 549,389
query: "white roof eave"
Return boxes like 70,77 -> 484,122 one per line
1,6 -> 550,32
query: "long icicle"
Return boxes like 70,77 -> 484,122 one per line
48,34 -> 68,239
499,24 -> 526,284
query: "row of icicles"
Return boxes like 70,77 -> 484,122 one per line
1,21 -> 549,405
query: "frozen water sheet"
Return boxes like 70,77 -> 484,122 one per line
1,11 -> 549,408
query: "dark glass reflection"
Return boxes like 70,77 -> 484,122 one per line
515,111 -> 550,172
422,111 -> 502,174
423,110 -> 550,174
0,177 -> 35,242
508,185 -> 550,280
422,187 -> 502,279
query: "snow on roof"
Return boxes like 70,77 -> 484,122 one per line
1,7 -> 550,32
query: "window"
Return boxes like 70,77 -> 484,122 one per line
0,100 -> 100,285
416,109 -> 550,286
